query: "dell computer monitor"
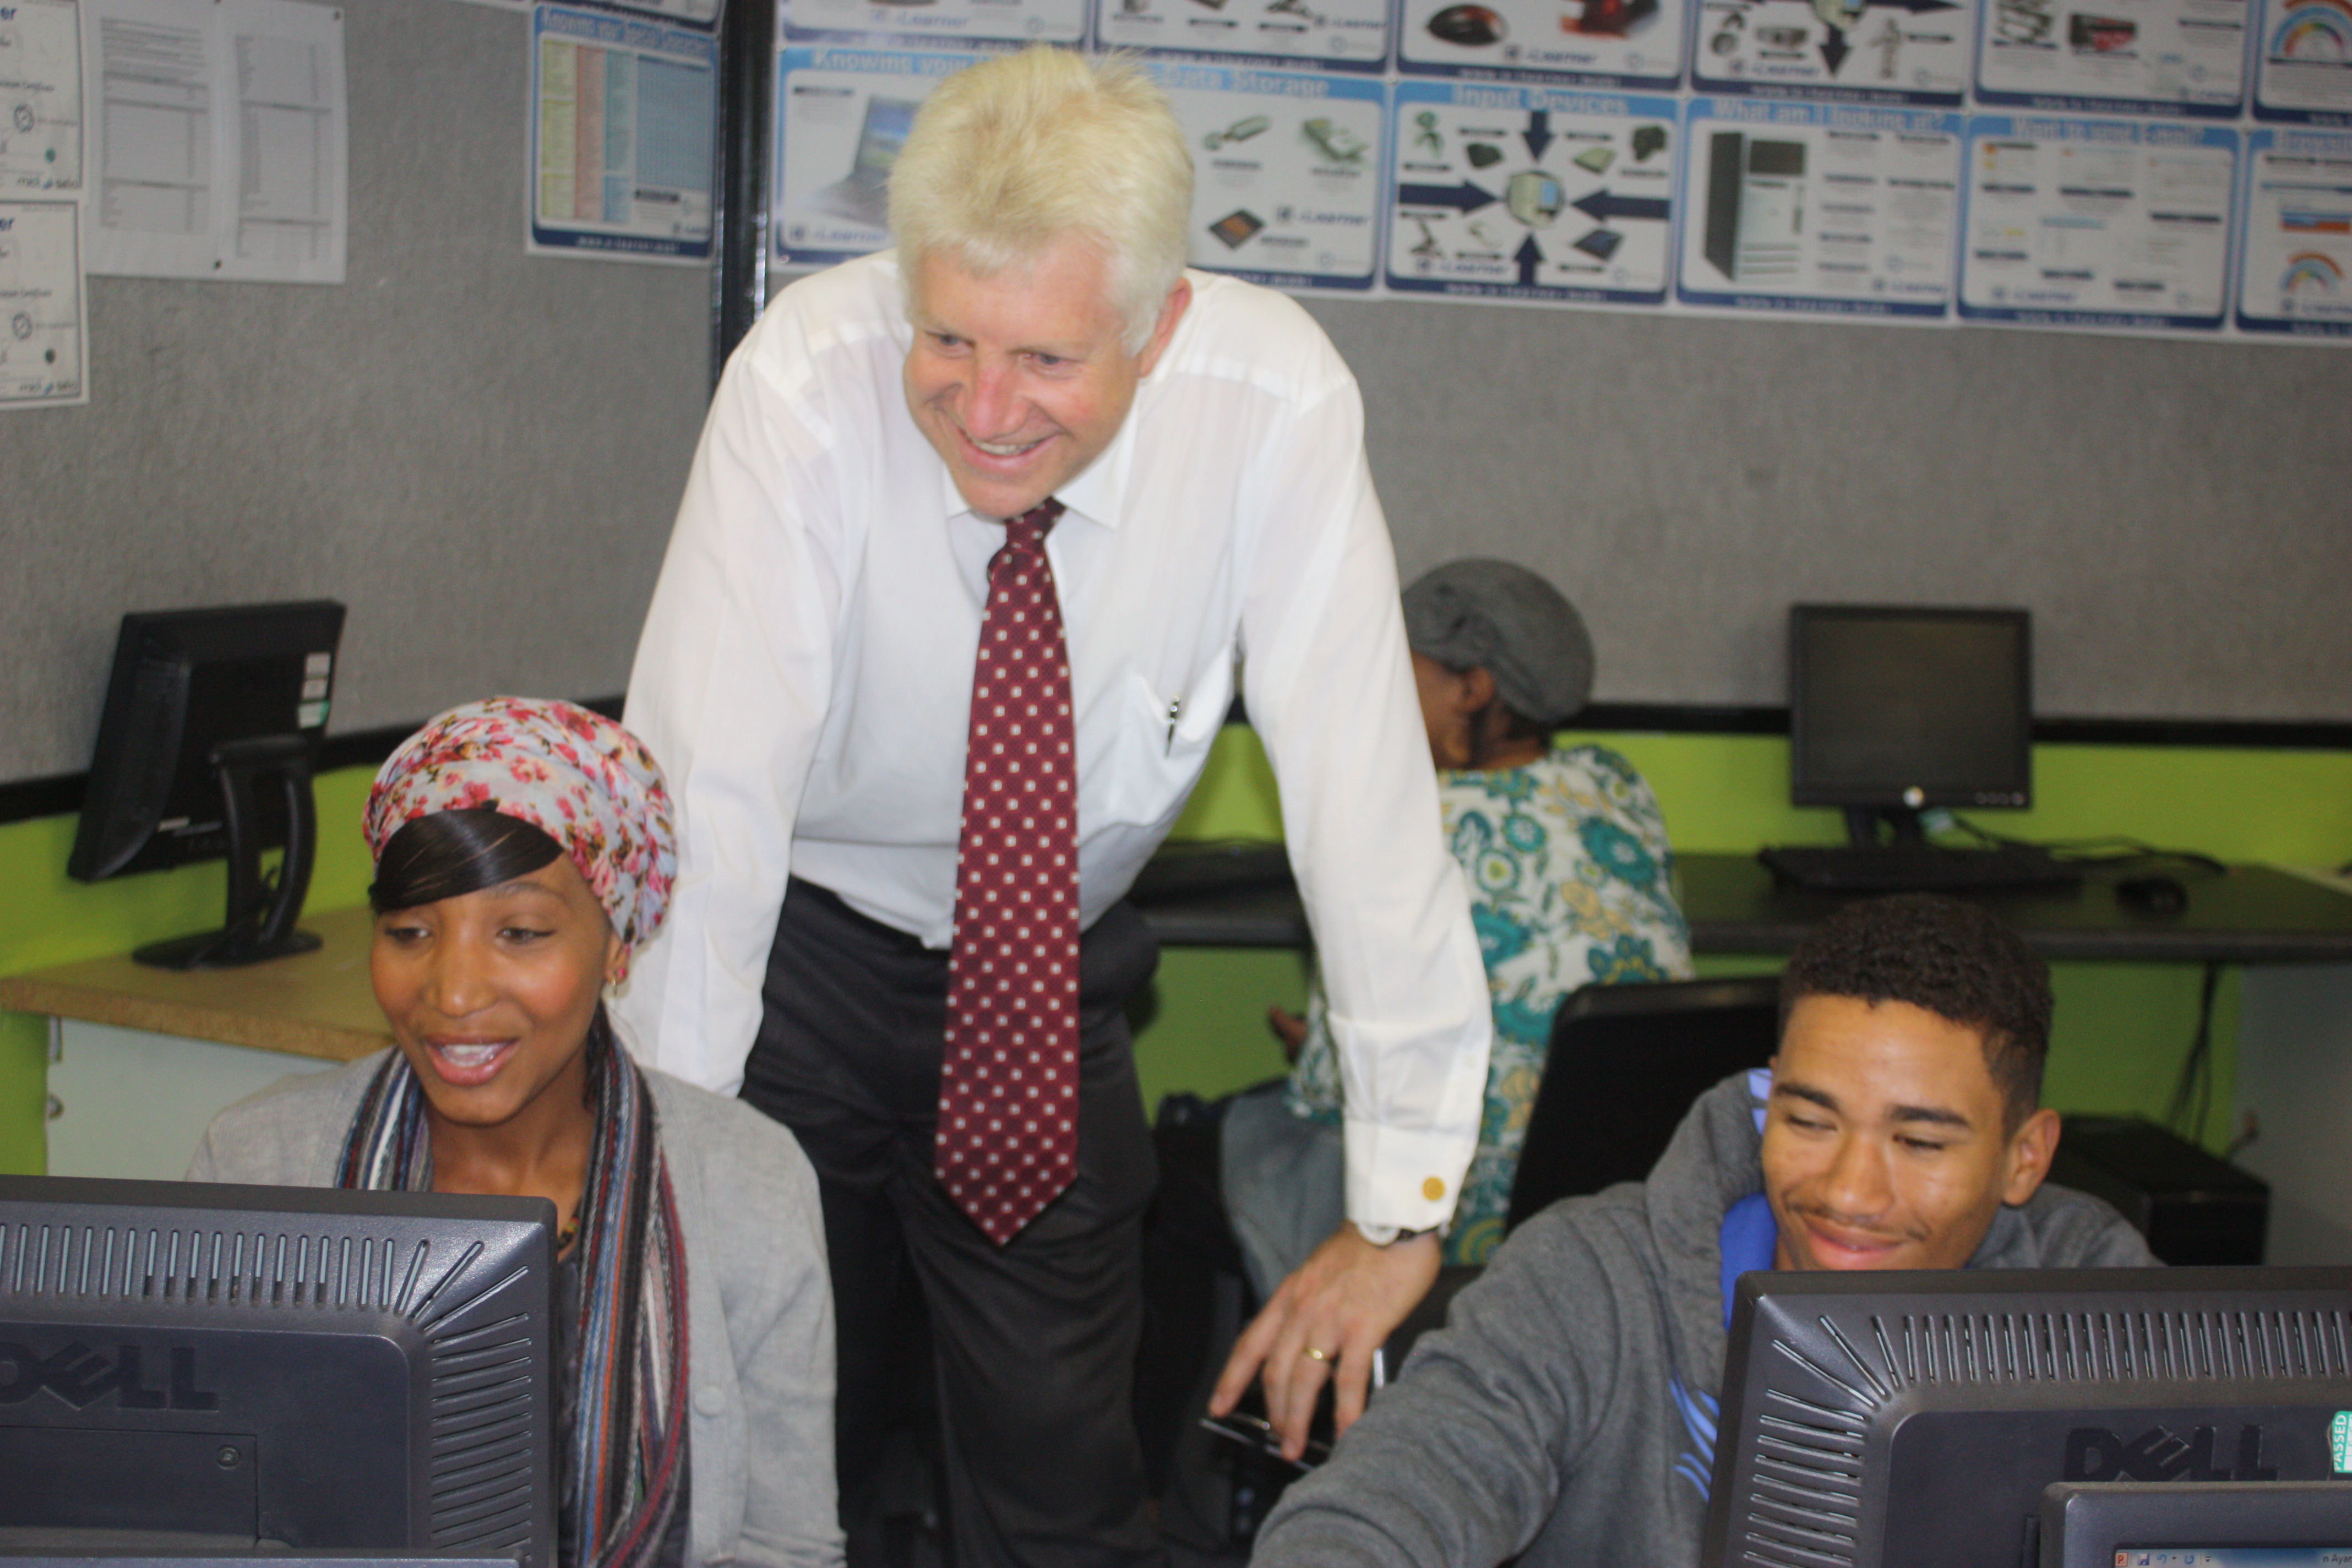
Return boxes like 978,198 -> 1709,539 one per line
1788,605 -> 2033,847
2039,1479 -> 2352,1567
68,601 -> 345,968
1700,1267 -> 2352,1568
0,1175 -> 555,1564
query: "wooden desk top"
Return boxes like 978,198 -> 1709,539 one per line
0,904 -> 393,1063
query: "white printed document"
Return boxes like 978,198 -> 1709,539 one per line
0,197 -> 86,406
1,0 -> 83,190
78,0 -> 345,282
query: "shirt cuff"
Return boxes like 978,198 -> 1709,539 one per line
1341,1116 -> 1477,1237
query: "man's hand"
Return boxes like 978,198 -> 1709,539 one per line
1266,1005 -> 1309,1063
1209,1223 -> 1441,1460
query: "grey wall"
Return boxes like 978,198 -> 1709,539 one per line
0,0 -> 710,783
6,5 -> 2346,788
1308,298 -> 2352,723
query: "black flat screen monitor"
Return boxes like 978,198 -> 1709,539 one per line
67,602 -> 345,968
2039,1480 -> 2352,1567
1789,605 -> 2033,827
0,1175 -> 555,1566
1700,1266 -> 2352,1568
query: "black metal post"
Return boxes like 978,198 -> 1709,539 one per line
712,0 -> 776,389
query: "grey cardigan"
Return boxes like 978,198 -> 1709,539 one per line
187,1051 -> 845,1568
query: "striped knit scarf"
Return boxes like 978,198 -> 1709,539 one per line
338,1015 -> 691,1568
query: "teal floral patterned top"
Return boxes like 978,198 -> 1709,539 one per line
1285,744 -> 1694,1266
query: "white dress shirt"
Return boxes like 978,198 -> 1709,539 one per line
617,250 -> 1490,1235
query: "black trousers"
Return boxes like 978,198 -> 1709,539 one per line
741,878 -> 1167,1568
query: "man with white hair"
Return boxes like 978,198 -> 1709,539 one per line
619,46 -> 1489,1566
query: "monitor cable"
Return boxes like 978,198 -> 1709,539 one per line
2164,961 -> 2224,1147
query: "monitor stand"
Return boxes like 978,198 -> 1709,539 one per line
133,734 -> 323,970
1843,804 -> 1929,849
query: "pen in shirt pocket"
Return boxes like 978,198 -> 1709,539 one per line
1165,699 -> 1181,754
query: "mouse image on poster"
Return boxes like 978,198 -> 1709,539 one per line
2117,874 -> 2188,916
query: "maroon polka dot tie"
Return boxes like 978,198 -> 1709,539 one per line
937,498 -> 1081,1245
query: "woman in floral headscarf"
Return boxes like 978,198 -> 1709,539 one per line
188,698 -> 843,1568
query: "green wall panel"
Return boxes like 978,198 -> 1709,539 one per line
2,730 -> 2341,1173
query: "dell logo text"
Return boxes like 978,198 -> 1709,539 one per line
0,1342 -> 220,1411
2064,1424 -> 2277,1483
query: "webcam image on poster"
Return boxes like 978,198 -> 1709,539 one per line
1692,0 -> 1973,104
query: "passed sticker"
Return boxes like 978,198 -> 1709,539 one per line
2331,1410 -> 2352,1473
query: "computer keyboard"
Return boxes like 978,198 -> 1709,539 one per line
1126,841 -> 1294,902
1757,843 -> 2086,894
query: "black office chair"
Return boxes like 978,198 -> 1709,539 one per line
1504,975 -> 1783,1232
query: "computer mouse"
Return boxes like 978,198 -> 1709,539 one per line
1427,3 -> 1505,45
2116,874 -> 2188,916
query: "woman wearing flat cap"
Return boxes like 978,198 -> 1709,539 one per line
188,697 -> 843,1568
1227,560 -> 1695,1282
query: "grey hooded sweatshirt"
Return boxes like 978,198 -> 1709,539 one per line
1250,1069 -> 2157,1568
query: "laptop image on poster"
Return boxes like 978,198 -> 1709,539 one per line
804,96 -> 921,228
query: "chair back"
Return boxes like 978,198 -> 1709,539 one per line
1504,975 -> 1782,1232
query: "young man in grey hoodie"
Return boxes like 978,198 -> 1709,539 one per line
1248,892 -> 2157,1568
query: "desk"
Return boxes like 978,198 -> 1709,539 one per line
1130,852 -> 2352,963
14,875 -> 2352,1256
1128,851 -> 2352,1266
0,905 -> 389,1179
1674,856 -> 2352,963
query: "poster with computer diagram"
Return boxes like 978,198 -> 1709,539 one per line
781,0 -> 1082,50
1161,63 -> 1384,287
1692,0 -> 1974,103
1386,81 -> 1677,301
2234,128 -> 2352,333
773,47 -> 969,266
1096,0 -> 1390,75
1974,0 -> 2248,114
0,0 -> 82,191
2252,0 -> 2352,119
1676,99 -> 1965,317
1957,115 -> 2236,328
1395,0 -> 1686,89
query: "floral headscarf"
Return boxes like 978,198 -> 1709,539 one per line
363,697 -> 677,977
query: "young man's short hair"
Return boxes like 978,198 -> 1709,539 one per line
1779,892 -> 2052,1130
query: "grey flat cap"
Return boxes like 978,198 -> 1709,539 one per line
1402,559 -> 1594,727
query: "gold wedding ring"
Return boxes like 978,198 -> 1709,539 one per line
1302,1346 -> 1333,1362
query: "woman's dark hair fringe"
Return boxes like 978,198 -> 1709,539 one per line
370,808 -> 564,913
